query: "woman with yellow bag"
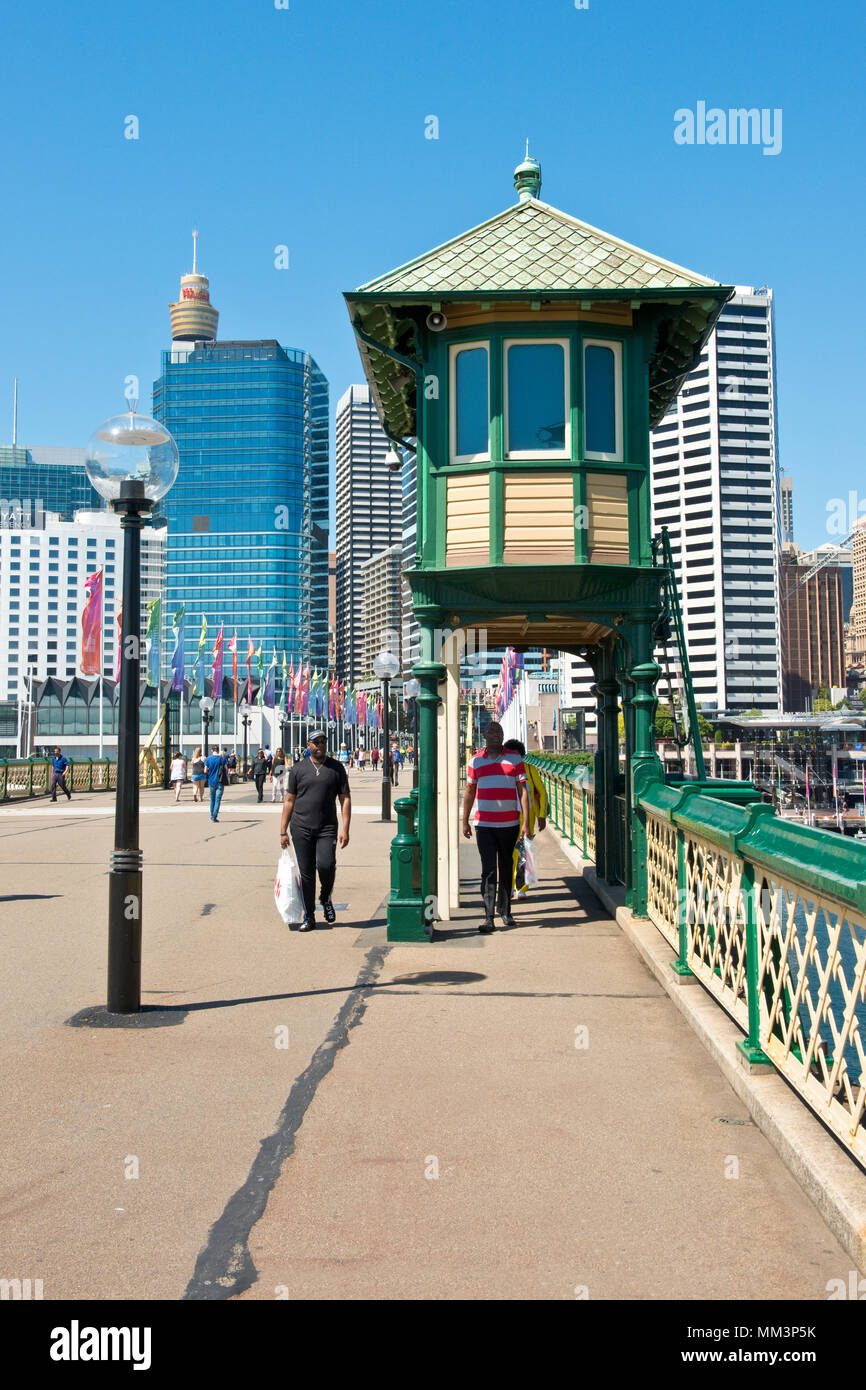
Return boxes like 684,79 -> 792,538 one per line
502,739 -> 547,896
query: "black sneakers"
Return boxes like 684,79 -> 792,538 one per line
479,919 -> 495,934
500,912 -> 516,928
320,897 -> 336,924
299,915 -> 316,932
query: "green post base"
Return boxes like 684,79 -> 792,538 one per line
670,960 -> 694,978
736,1038 -> 772,1070
387,898 -> 430,942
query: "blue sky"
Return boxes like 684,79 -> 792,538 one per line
0,0 -> 862,548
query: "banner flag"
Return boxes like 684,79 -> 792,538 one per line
80,569 -> 103,675
254,641 -> 263,704
114,599 -> 123,683
145,597 -> 161,689
263,661 -> 276,709
192,615 -> 207,697
170,604 -> 186,693
211,624 -> 224,700
228,631 -> 238,704
281,652 -> 288,710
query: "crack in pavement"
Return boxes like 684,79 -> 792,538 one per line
182,934 -> 391,1301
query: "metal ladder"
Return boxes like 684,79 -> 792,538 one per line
651,527 -> 706,780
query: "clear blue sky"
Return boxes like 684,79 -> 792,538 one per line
0,0 -> 862,549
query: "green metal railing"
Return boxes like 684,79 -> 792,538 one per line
529,752 -> 866,1167
640,782 -> 866,1165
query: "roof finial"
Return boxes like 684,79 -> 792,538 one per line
192,227 -> 198,274
514,143 -> 542,203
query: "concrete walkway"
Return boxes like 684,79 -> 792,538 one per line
0,776 -> 853,1300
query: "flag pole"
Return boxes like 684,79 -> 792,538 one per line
98,570 -> 104,761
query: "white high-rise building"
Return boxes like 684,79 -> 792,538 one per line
335,385 -> 403,681
0,511 -> 165,702
650,286 -> 782,713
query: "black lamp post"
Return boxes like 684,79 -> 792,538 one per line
84,409 -> 178,1016
239,700 -> 252,778
404,677 -> 420,789
373,648 -> 400,821
200,695 -> 214,756
278,709 -> 289,754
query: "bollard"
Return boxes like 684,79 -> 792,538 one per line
387,796 -> 427,942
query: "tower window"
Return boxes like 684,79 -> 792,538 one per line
449,343 -> 489,462
504,340 -> 569,457
584,340 -> 623,461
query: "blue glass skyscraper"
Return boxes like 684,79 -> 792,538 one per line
152,249 -> 329,685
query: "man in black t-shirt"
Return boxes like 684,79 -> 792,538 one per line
279,730 -> 351,931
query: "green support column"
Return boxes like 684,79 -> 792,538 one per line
735,861 -> 771,1066
671,827 -> 694,978
621,673 -> 636,905
413,642 -> 445,919
628,616 -> 664,918
593,646 -> 619,884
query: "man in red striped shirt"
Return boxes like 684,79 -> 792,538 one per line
462,721 -> 531,933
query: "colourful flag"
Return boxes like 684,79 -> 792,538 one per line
301,663 -> 310,716
192,615 -> 207,697
170,604 -> 186,693
280,652 -> 288,710
287,657 -> 295,713
145,597 -> 161,689
228,631 -> 238,704
114,599 -> 123,682
263,661 -> 276,709
212,624 -> 224,700
80,569 -> 103,675
246,637 -> 254,704
254,641 -> 263,704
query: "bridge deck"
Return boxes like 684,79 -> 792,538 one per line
0,777 -> 851,1300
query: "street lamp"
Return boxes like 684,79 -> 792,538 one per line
278,708 -> 289,754
200,695 -> 214,756
239,700 -> 252,778
404,677 -> 420,789
84,409 -> 178,1016
372,648 -> 400,821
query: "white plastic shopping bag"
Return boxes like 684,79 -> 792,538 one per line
274,847 -> 304,925
523,836 -> 539,889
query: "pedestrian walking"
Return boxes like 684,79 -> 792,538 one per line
357,745 -> 366,773
190,746 -> 206,802
226,748 -> 238,784
50,746 -> 72,802
370,746 -> 379,773
204,746 -> 229,822
502,738 -> 547,895
279,729 -> 351,932
252,749 -> 269,802
271,747 -> 288,801
169,750 -> 187,803
462,721 -> 530,933
339,743 -> 350,768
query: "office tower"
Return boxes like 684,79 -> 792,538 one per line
849,526 -> 866,671
780,551 -> 847,709
335,385 -> 402,680
1,444 -> 102,522
361,544 -> 403,676
0,510 -> 165,702
153,249 -> 329,678
328,550 -> 336,675
780,472 -> 793,544
650,286 -> 782,713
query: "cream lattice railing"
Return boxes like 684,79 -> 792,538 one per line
638,782 -> 866,1167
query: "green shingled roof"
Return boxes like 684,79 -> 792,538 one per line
357,197 -> 720,296
345,177 -> 732,441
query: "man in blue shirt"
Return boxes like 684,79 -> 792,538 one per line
204,748 -> 228,822
50,747 -> 72,802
